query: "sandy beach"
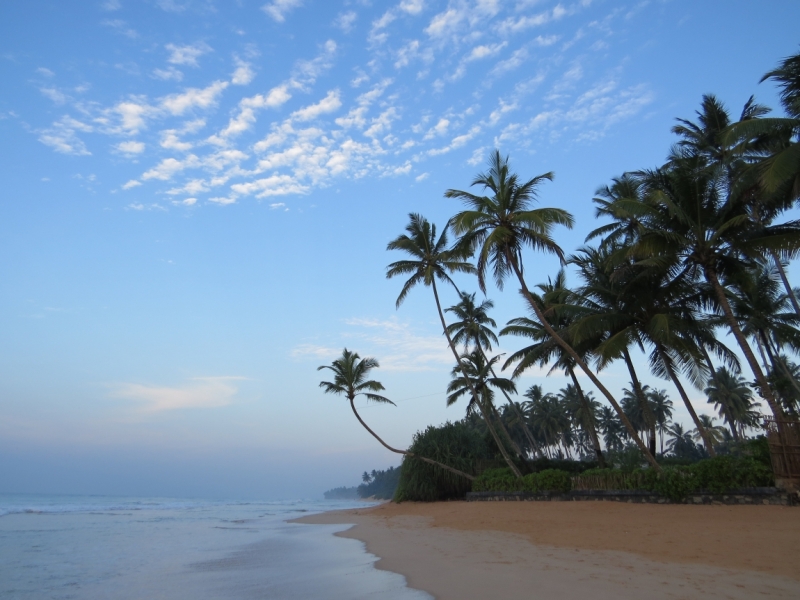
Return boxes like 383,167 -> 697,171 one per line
296,501 -> 800,599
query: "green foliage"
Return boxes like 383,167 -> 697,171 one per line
473,468 -> 521,492
572,455 -> 774,501
473,468 -> 572,493
394,421 -> 491,502
358,467 -> 401,500
524,469 -> 572,493
323,486 -> 360,500
528,457 -> 597,474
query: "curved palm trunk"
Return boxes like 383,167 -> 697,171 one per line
770,250 -> 800,316
505,250 -> 661,472
567,367 -> 606,467
705,268 -> 785,421
432,279 -> 523,478
622,349 -> 658,456
655,345 -> 716,456
348,397 -> 475,481
700,346 -> 739,442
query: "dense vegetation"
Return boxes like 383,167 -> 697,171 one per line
323,486 -> 359,500
394,422 -> 490,501
319,49 -> 800,498
358,467 -> 401,500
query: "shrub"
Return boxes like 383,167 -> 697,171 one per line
527,469 -> 572,493
473,468 -> 522,492
527,457 -> 597,474
394,421 -> 491,502
689,456 -> 773,493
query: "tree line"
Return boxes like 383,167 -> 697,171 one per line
319,48 -> 800,479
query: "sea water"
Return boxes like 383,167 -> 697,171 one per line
0,494 -> 432,599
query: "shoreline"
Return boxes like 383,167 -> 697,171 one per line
294,501 -> 800,599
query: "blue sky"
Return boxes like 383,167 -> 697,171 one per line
1,0 -> 799,499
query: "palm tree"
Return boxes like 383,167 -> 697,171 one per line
523,385 -> 570,458
665,423 -> 698,458
445,291 -> 542,457
596,405 -> 626,453
501,270 -> 608,466
559,384 -> 602,461
386,213 -> 523,477
705,367 -> 759,439
692,414 -> 727,447
647,388 -> 674,454
446,151 -> 660,470
318,348 -> 474,480
446,350 -> 521,458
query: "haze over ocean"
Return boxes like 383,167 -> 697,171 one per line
1,0 -> 799,499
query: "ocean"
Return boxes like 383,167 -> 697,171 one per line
0,494 -> 432,599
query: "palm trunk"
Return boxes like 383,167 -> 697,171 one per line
474,338 -> 542,458
505,250 -> 661,472
622,349 -> 658,456
770,250 -> 800,316
700,346 -> 739,442
705,267 -> 785,421
656,345 -> 716,456
432,279 -> 523,478
348,397 -> 475,480
568,367 -> 606,467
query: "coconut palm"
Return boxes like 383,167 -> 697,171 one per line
318,348 -> 474,480
386,214 -> 523,477
665,423 -> 699,458
692,414 -> 727,447
596,405 -> 626,453
445,292 -> 541,457
647,388 -> 674,454
500,270 -> 607,465
705,367 -> 760,439
523,385 -> 570,458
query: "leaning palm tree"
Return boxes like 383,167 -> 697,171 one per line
705,367 -> 758,440
446,150 -> 661,471
692,414 -> 727,448
386,213 -> 523,477
318,348 -> 474,480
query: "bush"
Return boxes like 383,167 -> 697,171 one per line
527,457 -> 597,474
572,454 -> 774,501
524,469 -> 572,493
473,468 -> 521,492
394,421 -> 491,502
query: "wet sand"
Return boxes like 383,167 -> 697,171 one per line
296,501 -> 800,599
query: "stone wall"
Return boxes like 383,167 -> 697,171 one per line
465,487 -> 798,505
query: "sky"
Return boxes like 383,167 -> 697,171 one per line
1,0 -> 799,500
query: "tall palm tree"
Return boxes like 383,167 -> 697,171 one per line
647,388 -> 674,454
692,414 -> 727,448
445,292 -> 542,457
705,367 -> 759,440
386,213 -> 523,477
523,385 -> 570,458
318,348 -> 474,480
446,151 -> 661,471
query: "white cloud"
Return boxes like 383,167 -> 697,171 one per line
415,172 -> 429,182
110,377 -> 243,412
141,154 -> 201,181
290,344 -> 340,360
218,85 -> 291,138
36,67 -> 55,77
335,11 -> 357,32
428,125 -> 480,156
394,40 -> 421,68
231,58 -> 255,85
291,90 -> 342,122
102,0 -> 122,10
116,140 -> 145,154
122,179 -> 142,189
166,42 -> 212,67
230,174 -> 309,198
102,19 -> 138,39
160,81 -> 229,115
174,197 -> 197,206
262,0 -> 302,22
209,196 -> 238,205
152,67 -> 183,81
425,7 -> 464,38
399,0 -> 425,15
467,42 -> 507,61
40,87 -> 68,104
269,202 -> 286,209
38,116 -> 93,156
423,117 -> 449,139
